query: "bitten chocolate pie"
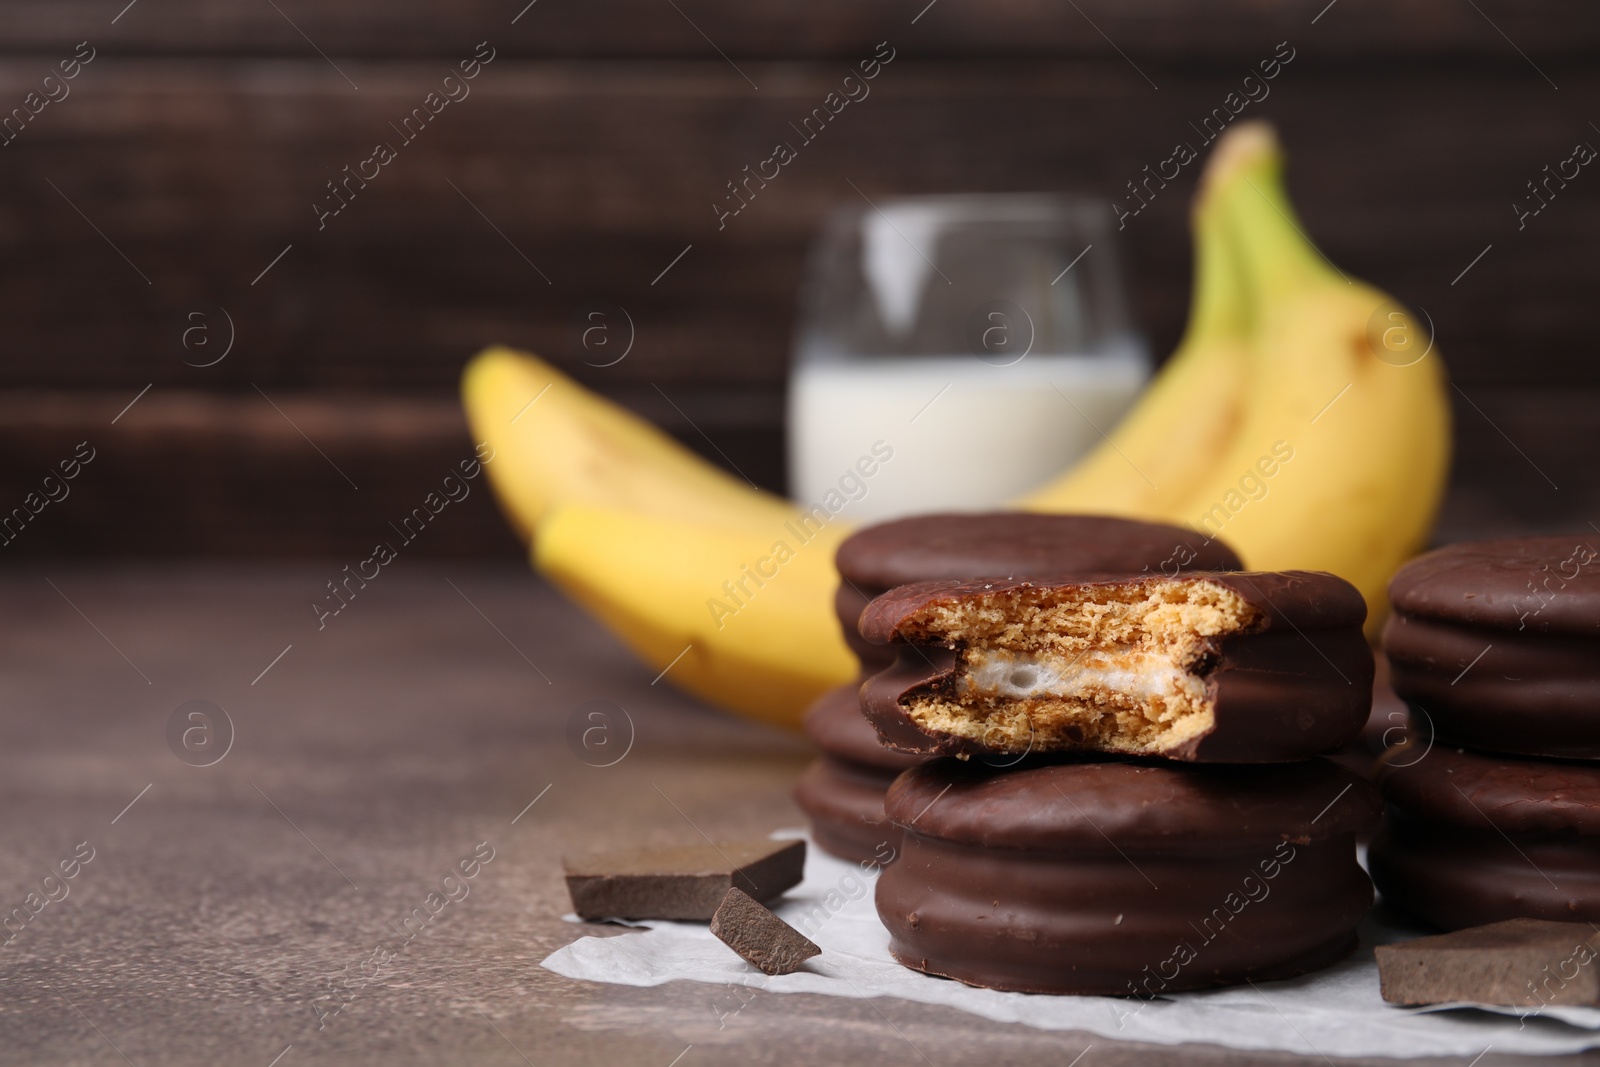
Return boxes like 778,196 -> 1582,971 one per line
859,570 -> 1373,763
833,512 -> 1241,671
796,513 -> 1243,861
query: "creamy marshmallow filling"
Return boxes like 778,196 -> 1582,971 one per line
961,647 -> 1208,712
890,578 -> 1258,755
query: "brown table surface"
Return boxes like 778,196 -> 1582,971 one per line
0,564 -> 1592,1066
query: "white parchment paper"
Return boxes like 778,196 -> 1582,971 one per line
542,834 -> 1600,1058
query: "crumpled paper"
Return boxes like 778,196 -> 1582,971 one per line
542,834 -> 1600,1058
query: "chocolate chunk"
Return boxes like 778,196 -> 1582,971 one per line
879,757 -> 1381,994
1384,536 -> 1600,759
834,513 -> 1242,671
1376,919 -> 1600,1007
710,886 -> 821,975
859,570 -> 1373,763
1369,747 -> 1600,930
563,839 -> 805,921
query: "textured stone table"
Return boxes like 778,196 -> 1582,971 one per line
0,565 -> 1589,1066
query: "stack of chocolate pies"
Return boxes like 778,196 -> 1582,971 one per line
1371,535 -> 1600,930
795,513 -> 1241,863
799,513 -> 1384,995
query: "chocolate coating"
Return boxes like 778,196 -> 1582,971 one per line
836,512 -> 1243,592
1369,746 -> 1600,930
1388,536 -> 1600,635
1370,815 -> 1600,931
793,758 -> 904,864
889,753 -> 1380,846
835,583 -> 888,670
834,513 -> 1242,670
1385,536 -> 1600,759
804,681 -> 923,774
1377,745 -> 1600,836
877,758 -> 1380,994
860,571 -> 1374,763
1327,659 -> 1413,789
795,683 -> 922,862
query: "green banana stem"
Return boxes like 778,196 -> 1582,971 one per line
1182,176 -> 1249,345
1209,123 -> 1337,302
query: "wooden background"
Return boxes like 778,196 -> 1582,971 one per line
1,0 -> 1597,558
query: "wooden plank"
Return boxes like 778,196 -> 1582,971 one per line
1434,387 -> 1600,546
0,59 -> 1595,396
1,0 -> 1597,61
0,389 -> 515,558
0,387 -> 783,557
0,385 -> 1593,556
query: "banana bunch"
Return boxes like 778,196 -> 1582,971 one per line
1021,122 -> 1451,605
462,121 -> 1450,731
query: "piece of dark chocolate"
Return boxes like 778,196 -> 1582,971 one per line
1376,919 -> 1600,1007
710,887 -> 821,975
1384,535 -> 1600,760
563,839 -> 805,921
878,757 -> 1381,994
858,570 -> 1373,763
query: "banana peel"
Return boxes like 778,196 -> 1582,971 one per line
463,346 -> 796,539
1015,123 -> 1257,517
535,504 -> 857,727
1164,122 -> 1451,627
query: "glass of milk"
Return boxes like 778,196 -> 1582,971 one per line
787,194 -> 1148,522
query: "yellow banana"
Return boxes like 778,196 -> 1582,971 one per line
462,346 -> 795,542
535,504 -> 856,728
1017,127 -> 1256,516
1161,123 -> 1450,633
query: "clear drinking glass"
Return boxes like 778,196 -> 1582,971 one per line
787,194 -> 1148,522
